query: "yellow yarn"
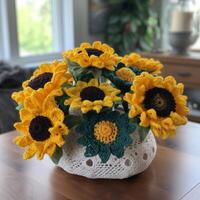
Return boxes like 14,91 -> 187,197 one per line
116,67 -> 135,82
94,121 -> 118,144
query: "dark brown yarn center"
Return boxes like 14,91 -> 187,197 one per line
85,48 -> 104,57
80,86 -> 105,101
144,87 -> 176,117
28,72 -> 53,90
29,116 -> 52,141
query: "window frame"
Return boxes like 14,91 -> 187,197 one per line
0,0 -> 74,67
0,0 -> 3,60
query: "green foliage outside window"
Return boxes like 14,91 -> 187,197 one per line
16,0 -> 53,56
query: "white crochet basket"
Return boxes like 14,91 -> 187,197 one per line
58,129 -> 157,179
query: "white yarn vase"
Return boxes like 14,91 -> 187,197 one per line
58,129 -> 157,179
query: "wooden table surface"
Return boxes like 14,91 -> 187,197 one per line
0,122 -> 200,200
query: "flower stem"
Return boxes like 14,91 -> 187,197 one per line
122,101 -> 129,113
92,69 -> 102,83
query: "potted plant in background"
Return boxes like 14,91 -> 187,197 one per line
104,0 -> 160,54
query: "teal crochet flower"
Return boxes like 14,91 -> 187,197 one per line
76,111 -> 136,163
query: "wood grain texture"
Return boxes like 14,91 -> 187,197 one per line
0,122 -> 200,200
141,52 -> 200,68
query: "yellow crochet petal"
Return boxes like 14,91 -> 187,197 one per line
88,79 -> 98,86
103,97 -> 113,107
128,106 -> 138,118
79,55 -> 90,67
14,135 -> 32,147
65,87 -> 82,97
46,144 -> 56,157
124,93 -> 133,104
76,80 -> 87,88
14,122 -> 29,134
68,97 -> 80,107
163,76 -> 177,92
80,42 -> 91,49
19,109 -> 33,121
93,105 -> 103,113
23,145 -> 37,160
49,108 -> 64,123
49,123 -> 68,137
147,109 -> 157,120
116,67 -> 136,82
161,118 -> 175,130
140,112 -> 150,127
170,112 -> 187,126
92,41 -> 102,49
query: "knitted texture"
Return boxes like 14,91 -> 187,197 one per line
76,111 -> 135,163
58,129 -> 157,179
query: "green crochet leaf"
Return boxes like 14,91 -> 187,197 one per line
102,69 -> 131,93
130,66 -> 155,75
68,60 -> 94,82
129,117 -> 139,131
138,126 -> 150,143
122,135 -> 133,146
90,68 -> 102,80
64,115 -> 82,129
62,82 -> 73,89
98,145 -> 111,163
77,136 -> 88,146
85,143 -> 99,157
51,146 -> 63,165
110,142 -> 124,158
55,94 -> 69,115
112,147 -> 124,158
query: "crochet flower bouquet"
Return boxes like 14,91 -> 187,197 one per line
12,41 -> 188,179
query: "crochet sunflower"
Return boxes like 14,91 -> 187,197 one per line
102,64 -> 136,93
122,53 -> 163,75
115,67 -> 136,82
64,79 -> 121,113
63,41 -> 119,71
12,60 -> 72,105
76,111 -> 135,163
14,92 -> 69,160
124,72 -> 189,138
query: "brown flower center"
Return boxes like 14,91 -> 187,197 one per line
28,72 -> 53,90
29,116 -> 52,141
85,48 -> 104,57
80,86 -> 105,101
144,87 -> 176,117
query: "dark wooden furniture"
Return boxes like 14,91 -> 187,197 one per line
0,122 -> 200,200
0,64 -> 33,134
141,52 -> 200,88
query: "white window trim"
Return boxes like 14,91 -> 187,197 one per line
0,0 -> 3,60
0,0 -> 74,67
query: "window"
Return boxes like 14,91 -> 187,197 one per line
16,0 -> 54,56
0,0 -> 74,67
